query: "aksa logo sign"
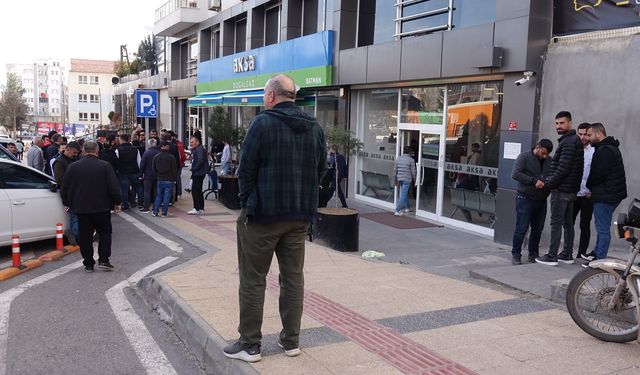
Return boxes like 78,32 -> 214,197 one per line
233,55 -> 256,73
554,0 -> 640,35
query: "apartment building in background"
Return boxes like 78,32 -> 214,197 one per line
68,59 -> 116,136
6,59 -> 67,127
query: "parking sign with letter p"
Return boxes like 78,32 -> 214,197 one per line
135,90 -> 158,118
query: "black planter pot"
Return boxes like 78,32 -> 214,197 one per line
218,175 -> 240,209
313,208 -> 359,252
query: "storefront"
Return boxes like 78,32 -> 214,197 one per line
188,31 -> 340,144
352,80 -> 503,236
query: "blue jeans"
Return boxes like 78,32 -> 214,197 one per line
221,161 -> 230,175
396,181 -> 410,212
69,212 -> 79,244
153,180 -> 174,215
119,173 -> 143,209
593,201 -> 619,259
512,195 -> 547,257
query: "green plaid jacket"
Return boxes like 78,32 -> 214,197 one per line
238,101 -> 327,223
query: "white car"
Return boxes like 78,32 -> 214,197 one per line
0,159 -> 67,247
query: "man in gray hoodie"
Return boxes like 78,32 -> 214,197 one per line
393,146 -> 417,216
510,139 -> 553,264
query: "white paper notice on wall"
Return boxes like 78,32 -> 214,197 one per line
504,142 -> 522,160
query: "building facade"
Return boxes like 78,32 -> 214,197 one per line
144,0 -> 640,245
6,59 -> 67,131
67,59 -> 116,137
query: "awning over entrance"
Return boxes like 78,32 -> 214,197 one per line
188,89 -> 316,107
187,93 -> 223,107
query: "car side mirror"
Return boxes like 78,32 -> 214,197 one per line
49,180 -> 58,193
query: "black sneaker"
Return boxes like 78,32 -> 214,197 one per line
511,256 -> 522,265
140,208 -> 150,213
582,255 -> 601,268
535,254 -> 558,266
98,262 -> 114,271
152,212 -> 158,217
528,255 -> 538,263
223,341 -> 261,362
557,252 -> 574,264
160,213 -> 168,218
581,252 -> 596,261
84,266 -> 94,273
277,338 -> 301,357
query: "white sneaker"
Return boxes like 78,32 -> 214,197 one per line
187,208 -> 199,215
277,339 -> 301,357
404,208 -> 412,213
198,209 -> 206,214
394,211 -> 403,216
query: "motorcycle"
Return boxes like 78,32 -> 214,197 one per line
566,198 -> 640,343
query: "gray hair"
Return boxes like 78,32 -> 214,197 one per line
148,138 -> 157,147
266,74 -> 296,100
83,141 -> 99,154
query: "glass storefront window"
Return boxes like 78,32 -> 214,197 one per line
356,89 -> 398,200
443,81 -> 502,229
453,0 -> 496,29
400,87 -> 445,124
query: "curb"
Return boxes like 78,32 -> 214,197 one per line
138,275 -> 258,375
550,278 -> 570,304
39,245 -> 80,262
0,259 -> 44,281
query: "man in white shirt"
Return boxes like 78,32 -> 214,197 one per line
573,122 -> 594,260
221,141 -> 231,175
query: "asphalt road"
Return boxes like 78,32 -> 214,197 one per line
0,212 -> 207,375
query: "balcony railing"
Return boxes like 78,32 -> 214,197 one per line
186,59 -> 198,78
155,0 -> 199,23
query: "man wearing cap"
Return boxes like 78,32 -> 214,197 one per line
510,139 -> 553,264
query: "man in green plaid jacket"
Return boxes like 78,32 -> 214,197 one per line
224,74 -> 327,363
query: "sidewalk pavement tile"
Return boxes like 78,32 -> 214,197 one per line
144,189 -> 640,375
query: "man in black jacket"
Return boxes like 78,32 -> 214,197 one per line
583,123 -> 627,261
53,141 -> 81,246
115,134 -> 143,210
151,141 -> 177,217
510,139 -> 553,265
61,141 -> 121,272
139,139 -> 161,213
536,111 -> 584,266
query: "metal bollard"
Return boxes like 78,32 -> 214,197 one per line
12,235 -> 21,268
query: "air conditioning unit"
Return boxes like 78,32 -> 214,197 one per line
208,0 -> 221,11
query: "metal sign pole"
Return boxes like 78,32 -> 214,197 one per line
145,117 -> 149,151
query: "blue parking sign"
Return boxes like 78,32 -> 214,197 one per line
135,90 -> 158,118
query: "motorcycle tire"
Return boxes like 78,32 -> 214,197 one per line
566,267 -> 638,343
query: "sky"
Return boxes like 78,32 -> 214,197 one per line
0,0 -> 161,85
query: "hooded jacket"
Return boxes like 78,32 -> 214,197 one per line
587,136 -> 627,203
544,129 -> 583,193
238,101 -> 327,223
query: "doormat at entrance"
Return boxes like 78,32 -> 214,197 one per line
360,212 -> 441,229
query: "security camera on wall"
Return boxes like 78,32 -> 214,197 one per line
515,71 -> 536,86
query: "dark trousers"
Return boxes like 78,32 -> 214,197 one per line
192,174 -> 205,210
572,195 -> 594,255
331,179 -> 348,208
548,191 -> 576,257
236,209 -> 309,348
77,211 -> 112,267
119,174 -> 143,209
143,178 -> 157,210
512,195 -> 547,257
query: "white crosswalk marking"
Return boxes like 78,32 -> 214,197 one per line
118,212 -> 183,253
106,256 -> 178,375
